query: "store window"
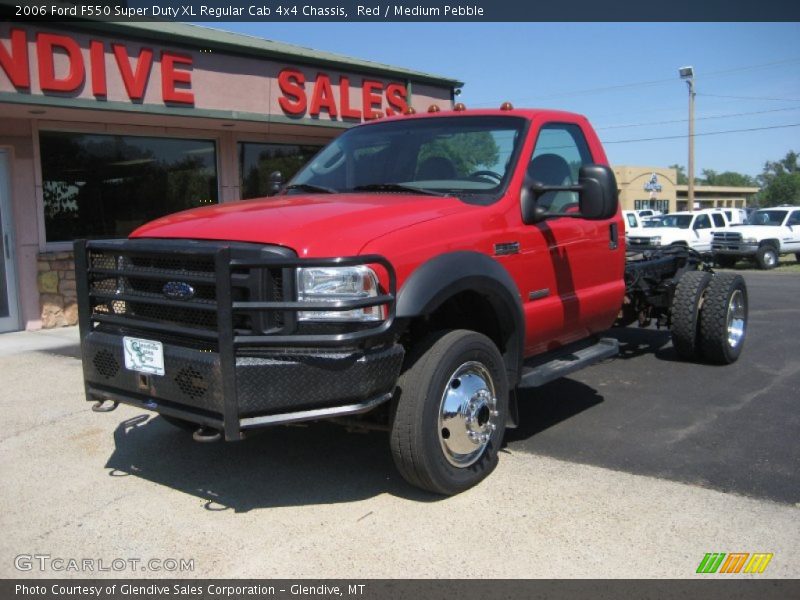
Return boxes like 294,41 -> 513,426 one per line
634,199 -> 670,213
239,142 -> 322,199
40,132 -> 218,243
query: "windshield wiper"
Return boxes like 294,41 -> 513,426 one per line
284,183 -> 338,194
352,183 -> 450,197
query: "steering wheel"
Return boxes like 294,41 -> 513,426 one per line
469,170 -> 503,183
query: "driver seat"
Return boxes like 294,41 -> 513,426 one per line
528,153 -> 576,213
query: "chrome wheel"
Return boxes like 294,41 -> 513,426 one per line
764,250 -> 777,267
726,289 -> 746,348
438,361 -> 499,468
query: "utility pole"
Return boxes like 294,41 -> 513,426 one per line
679,66 -> 696,211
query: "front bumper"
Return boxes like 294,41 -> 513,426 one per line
82,331 -> 404,435
74,239 -> 401,440
712,242 -> 759,256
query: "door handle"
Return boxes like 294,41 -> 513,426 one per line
609,222 -> 618,250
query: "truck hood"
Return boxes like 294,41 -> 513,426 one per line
131,193 -> 470,257
635,227 -> 696,241
725,225 -> 788,239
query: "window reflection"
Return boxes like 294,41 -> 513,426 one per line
239,142 -> 321,199
40,132 -> 218,242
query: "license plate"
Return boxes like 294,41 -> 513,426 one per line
122,337 -> 165,376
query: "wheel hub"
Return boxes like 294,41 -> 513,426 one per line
438,361 -> 499,467
726,289 -> 746,348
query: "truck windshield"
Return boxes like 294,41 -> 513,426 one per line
749,210 -> 788,226
287,115 -> 527,204
660,215 -> 693,229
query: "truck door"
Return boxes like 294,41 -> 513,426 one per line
515,122 -> 623,355
786,210 -> 800,251
692,213 -> 714,251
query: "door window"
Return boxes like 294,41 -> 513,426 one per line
711,213 -> 726,227
694,214 -> 712,229
528,123 -> 592,213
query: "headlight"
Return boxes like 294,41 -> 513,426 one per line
742,237 -> 758,244
649,236 -> 662,245
296,266 -> 385,322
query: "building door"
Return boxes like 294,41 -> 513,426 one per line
0,150 -> 21,333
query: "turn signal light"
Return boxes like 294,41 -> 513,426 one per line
500,102 -> 514,111
405,107 -> 417,115
454,102 -> 466,111
428,104 -> 441,113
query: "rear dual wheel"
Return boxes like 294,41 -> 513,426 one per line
670,271 -> 747,364
390,330 -> 508,495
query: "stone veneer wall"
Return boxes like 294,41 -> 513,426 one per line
37,251 -> 78,328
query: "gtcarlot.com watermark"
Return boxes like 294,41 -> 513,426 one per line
14,554 -> 195,573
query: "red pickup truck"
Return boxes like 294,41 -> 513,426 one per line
75,107 -> 748,495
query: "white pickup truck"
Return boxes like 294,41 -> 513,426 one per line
712,206 -> 800,269
627,210 -> 730,253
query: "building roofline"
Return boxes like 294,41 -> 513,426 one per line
62,20 -> 464,88
676,185 -> 761,193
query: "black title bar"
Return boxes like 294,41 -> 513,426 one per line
3,0 -> 800,22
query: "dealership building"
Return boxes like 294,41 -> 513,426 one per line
0,21 -> 460,332
613,165 -> 759,214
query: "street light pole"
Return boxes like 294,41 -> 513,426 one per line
679,66 -> 696,212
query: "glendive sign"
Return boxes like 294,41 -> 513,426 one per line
278,68 -> 409,120
0,28 -> 194,104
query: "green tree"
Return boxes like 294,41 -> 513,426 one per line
669,164 -> 688,185
757,151 -> 800,207
699,169 -> 756,187
418,132 -> 499,176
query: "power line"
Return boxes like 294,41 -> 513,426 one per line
596,106 -> 800,130
697,92 -> 800,102
469,57 -> 800,106
602,122 -> 800,144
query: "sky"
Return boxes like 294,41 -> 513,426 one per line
197,21 -> 800,179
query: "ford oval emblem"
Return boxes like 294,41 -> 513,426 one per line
163,281 -> 195,301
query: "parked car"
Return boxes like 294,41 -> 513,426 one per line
712,206 -> 800,268
627,210 -> 731,253
701,207 -> 748,225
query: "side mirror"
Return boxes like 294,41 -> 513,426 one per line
521,164 -> 619,224
268,171 -> 283,196
576,164 -> 619,220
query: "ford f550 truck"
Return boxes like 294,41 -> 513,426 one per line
75,107 -> 748,495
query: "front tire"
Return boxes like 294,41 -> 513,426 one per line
699,273 -> 748,364
755,245 -> 778,270
390,330 -> 508,495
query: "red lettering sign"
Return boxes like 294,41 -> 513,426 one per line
276,70 -> 408,122
37,32 -> 84,93
2,29 -> 195,105
112,44 -> 153,101
385,83 -> 409,116
161,51 -> 194,105
309,73 -> 337,117
0,28 -> 30,88
361,79 -> 383,120
278,68 -> 307,115
89,40 -> 106,97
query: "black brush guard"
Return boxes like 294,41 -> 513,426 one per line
74,239 -> 401,441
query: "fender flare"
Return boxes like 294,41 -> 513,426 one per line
396,251 -> 525,384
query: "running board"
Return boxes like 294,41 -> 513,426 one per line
518,337 -> 619,388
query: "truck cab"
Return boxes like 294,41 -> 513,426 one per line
75,107 -> 748,495
713,206 -> 800,268
627,210 -> 730,253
